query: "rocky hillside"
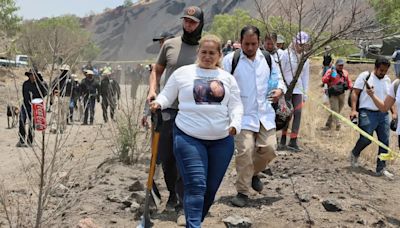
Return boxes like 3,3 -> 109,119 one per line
81,0 -> 372,61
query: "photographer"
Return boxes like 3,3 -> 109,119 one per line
322,59 -> 352,130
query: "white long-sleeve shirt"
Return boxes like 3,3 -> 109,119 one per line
155,64 -> 243,140
223,49 -> 287,132
280,47 -> 310,98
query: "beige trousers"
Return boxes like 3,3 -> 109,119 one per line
326,93 -> 345,128
235,124 -> 277,194
50,96 -> 69,133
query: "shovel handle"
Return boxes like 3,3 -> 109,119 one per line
146,131 -> 160,189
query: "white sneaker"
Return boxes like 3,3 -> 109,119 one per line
350,153 -> 359,168
377,170 -> 394,179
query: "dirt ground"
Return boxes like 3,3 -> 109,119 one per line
0,61 -> 399,228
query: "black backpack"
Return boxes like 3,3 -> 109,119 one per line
347,72 -> 371,111
231,49 -> 272,75
230,49 -> 293,130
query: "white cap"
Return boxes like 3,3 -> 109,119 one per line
60,64 -> 70,71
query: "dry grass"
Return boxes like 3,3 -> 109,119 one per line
298,60 -> 398,170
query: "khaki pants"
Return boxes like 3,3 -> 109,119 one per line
50,96 -> 69,133
325,93 -> 345,128
235,124 -> 277,195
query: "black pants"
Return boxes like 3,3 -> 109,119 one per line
158,109 -> 184,202
83,97 -> 96,124
19,106 -> 33,144
101,96 -> 116,122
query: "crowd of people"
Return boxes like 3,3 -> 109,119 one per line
15,4 -> 400,228
17,62 -> 122,147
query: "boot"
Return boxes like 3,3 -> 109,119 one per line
287,138 -> 302,152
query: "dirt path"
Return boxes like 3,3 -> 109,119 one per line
0,64 -> 400,227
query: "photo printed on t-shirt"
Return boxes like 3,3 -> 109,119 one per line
193,79 -> 225,105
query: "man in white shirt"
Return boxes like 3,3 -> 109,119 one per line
264,33 -> 284,66
350,57 -> 395,177
223,25 -> 286,207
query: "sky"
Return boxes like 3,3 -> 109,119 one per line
16,0 -> 138,19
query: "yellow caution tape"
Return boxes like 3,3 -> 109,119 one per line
315,97 -> 400,161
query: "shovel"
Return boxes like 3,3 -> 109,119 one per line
137,109 -> 162,228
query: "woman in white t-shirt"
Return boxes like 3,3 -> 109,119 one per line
150,34 -> 243,227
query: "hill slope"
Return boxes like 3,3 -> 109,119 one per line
82,0 -> 372,61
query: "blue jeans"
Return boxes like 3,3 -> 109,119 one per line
394,63 -> 400,77
351,109 -> 389,172
173,125 -> 234,228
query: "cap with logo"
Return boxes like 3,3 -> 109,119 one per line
181,6 -> 203,23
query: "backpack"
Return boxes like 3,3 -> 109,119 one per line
327,70 -> 349,96
230,49 -> 272,75
230,49 -> 293,130
347,72 -> 371,111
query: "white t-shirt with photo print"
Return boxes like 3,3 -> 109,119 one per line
155,64 -> 243,140
353,71 -> 391,111
387,80 -> 400,135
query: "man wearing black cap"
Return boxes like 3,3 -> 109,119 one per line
141,31 -> 175,128
152,31 -> 175,45
147,5 -> 204,216
17,68 -> 48,147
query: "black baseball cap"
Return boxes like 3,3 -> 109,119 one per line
181,6 -> 203,23
152,32 -> 175,42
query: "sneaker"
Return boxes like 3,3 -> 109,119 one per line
231,193 -> 249,207
287,143 -> 302,152
376,169 -> 394,179
16,141 -> 27,147
350,153 -> 359,168
165,194 -> 177,212
287,138 -> 302,152
82,122 -> 88,125
251,175 -> 263,192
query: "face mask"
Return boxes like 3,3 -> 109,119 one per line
181,22 -> 204,45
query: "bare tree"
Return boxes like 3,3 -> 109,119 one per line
254,0 -> 381,97
0,16 -> 101,228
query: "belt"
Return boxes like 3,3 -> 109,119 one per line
359,108 -> 382,113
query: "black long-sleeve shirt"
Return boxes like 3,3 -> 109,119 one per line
100,77 -> 121,100
80,77 -> 100,100
22,79 -> 48,111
